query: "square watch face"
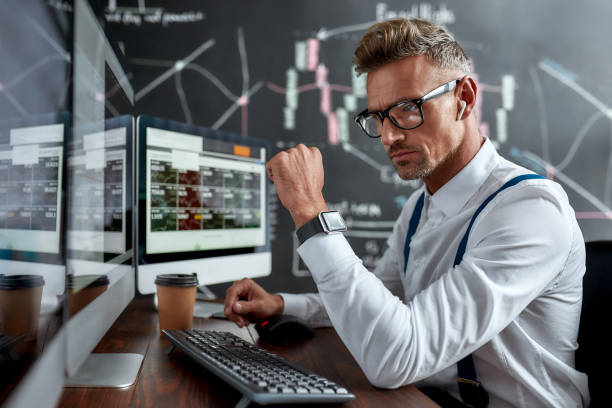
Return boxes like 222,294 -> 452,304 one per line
321,211 -> 346,232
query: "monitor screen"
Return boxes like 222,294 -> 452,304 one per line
0,117 -> 65,258
146,127 -> 266,253
137,116 -> 271,294
0,113 -> 69,307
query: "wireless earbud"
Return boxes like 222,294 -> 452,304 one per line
457,101 -> 467,121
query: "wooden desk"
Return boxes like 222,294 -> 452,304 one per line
59,297 -> 438,407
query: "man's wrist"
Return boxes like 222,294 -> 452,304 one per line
274,294 -> 285,315
291,202 -> 328,229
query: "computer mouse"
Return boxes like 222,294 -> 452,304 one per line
255,314 -> 314,343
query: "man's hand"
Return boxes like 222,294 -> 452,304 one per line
266,144 -> 328,228
224,278 -> 284,328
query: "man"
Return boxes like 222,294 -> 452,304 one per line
224,18 -> 589,407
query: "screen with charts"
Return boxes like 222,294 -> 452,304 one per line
145,126 -> 266,255
0,120 -> 65,255
67,121 -> 130,255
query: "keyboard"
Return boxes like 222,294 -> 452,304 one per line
163,329 -> 355,406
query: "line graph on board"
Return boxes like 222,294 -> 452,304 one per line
0,16 -> 71,117
1,4 -> 133,121
511,59 -> 612,220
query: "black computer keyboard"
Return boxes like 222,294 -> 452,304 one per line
163,329 -> 355,407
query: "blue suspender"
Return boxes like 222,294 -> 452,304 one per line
403,193 -> 425,273
402,174 -> 545,407
453,174 -> 546,267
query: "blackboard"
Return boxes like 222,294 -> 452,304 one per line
100,0 -> 612,294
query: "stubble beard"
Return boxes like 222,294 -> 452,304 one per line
393,155 -> 434,180
391,141 -> 460,181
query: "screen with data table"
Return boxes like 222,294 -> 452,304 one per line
145,126 -> 266,255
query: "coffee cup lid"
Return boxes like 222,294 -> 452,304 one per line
67,274 -> 110,290
0,274 -> 45,290
154,273 -> 199,287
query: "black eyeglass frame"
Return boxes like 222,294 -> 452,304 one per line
354,77 -> 462,138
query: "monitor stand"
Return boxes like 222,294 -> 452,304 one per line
196,285 -> 216,300
194,285 -> 224,317
65,353 -> 144,388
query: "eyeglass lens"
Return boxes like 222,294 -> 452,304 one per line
362,101 -> 422,136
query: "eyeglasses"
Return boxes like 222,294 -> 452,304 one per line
354,78 -> 461,138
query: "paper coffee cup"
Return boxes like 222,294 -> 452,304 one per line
67,274 -> 110,316
155,274 -> 199,332
0,274 -> 45,341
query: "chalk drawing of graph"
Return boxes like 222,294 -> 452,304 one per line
131,27 -> 264,139
510,59 -> 612,220
0,17 -> 70,117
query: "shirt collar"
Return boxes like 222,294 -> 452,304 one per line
426,137 -> 499,217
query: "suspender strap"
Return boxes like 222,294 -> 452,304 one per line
403,193 -> 425,274
453,174 -> 546,267
403,174 -> 545,407
454,174 -> 544,407
456,355 -> 489,407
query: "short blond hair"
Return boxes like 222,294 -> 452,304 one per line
353,18 -> 471,75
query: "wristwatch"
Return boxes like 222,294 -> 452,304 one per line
296,210 -> 347,245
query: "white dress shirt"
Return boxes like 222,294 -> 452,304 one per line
280,138 -> 590,407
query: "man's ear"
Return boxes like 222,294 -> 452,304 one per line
456,76 -> 477,120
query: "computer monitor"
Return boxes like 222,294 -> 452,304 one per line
136,115 -> 271,295
0,113 -> 68,296
0,0 -> 71,405
63,0 -> 140,387
0,113 -> 69,408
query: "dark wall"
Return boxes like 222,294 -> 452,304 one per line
103,0 -> 612,294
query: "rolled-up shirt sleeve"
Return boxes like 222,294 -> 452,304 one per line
297,185 -> 574,389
